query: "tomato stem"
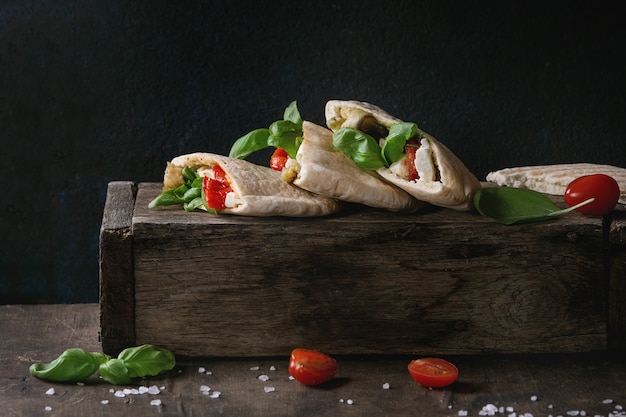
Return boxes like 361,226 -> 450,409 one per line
548,197 -> 595,217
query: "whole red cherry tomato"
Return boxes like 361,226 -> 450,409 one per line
564,174 -> 620,216
408,357 -> 458,388
288,348 -> 338,386
270,147 -> 289,171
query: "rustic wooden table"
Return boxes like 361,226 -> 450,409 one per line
1,304 -> 625,417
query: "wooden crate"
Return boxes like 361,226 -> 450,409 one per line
99,181 -> 626,357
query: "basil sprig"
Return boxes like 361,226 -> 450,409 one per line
229,101 -> 303,159
332,122 -> 419,170
473,187 -> 594,225
30,344 -> 176,385
148,167 -> 208,212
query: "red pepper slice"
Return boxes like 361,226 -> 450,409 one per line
270,147 -> 289,171
202,166 -> 233,210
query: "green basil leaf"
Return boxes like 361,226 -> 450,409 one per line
117,344 -> 176,378
332,127 -> 386,170
182,166 -> 198,183
381,122 -> 419,165
29,348 -> 110,382
184,196 -> 205,211
268,120 -> 302,158
283,100 -> 302,125
99,358 -> 132,385
473,187 -> 591,225
182,186 -> 201,202
228,128 -> 271,159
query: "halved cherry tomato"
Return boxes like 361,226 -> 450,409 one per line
408,357 -> 458,388
564,174 -> 620,216
270,147 -> 289,171
288,348 -> 338,386
202,166 -> 233,210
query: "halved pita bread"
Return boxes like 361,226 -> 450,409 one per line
162,152 -> 340,217
486,163 -> 626,205
325,100 -> 481,211
281,121 -> 422,212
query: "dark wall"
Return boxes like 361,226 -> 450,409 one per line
1,0 -> 625,303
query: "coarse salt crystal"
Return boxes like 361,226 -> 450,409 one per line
210,390 -> 221,398
566,411 -> 580,416
479,404 -> 499,416
114,390 -> 125,398
346,399 -> 354,405
616,405 -> 624,410
506,406 -> 515,412
531,395 -> 538,401
264,386 -> 276,393
138,386 -> 149,394
101,400 -> 109,405
200,385 -> 211,393
458,410 -> 468,416
288,375 -> 295,381
150,399 -> 162,407
603,399 -> 614,404
250,366 -> 259,371
44,406 -> 52,411
258,374 -> 270,382
270,366 -> 276,371
198,367 -> 206,373
147,385 -> 160,395
507,413 -> 516,417
339,399 -> 344,403
76,382 -> 85,386
382,383 -> 390,390
45,388 -> 55,395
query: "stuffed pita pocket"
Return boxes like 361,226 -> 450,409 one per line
325,100 -> 481,211
150,152 -> 340,217
280,121 -> 422,212
228,101 -> 421,212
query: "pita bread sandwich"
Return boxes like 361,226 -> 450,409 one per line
280,121 -> 423,212
325,100 -> 482,211
486,163 -> 626,205
149,152 -> 340,217
228,101 -> 421,213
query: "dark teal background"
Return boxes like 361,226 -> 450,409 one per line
1,0 -> 625,303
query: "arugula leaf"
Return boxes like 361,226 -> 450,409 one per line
149,167 -> 202,209
473,187 -> 594,225
228,101 -> 303,160
381,122 -> 418,165
332,127 -> 386,170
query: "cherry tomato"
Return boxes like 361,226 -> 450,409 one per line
288,348 -> 338,386
408,357 -> 458,388
270,147 -> 289,171
202,167 -> 233,210
564,174 -> 620,216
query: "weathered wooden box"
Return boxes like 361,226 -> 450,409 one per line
99,182 -> 626,357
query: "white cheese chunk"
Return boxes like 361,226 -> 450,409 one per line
414,138 -> 436,182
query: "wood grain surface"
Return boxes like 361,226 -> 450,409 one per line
119,183 -> 609,357
2,304 -> 626,417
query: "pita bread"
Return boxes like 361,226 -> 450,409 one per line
282,121 -> 422,212
486,163 -> 626,205
325,100 -> 481,211
162,152 -> 340,217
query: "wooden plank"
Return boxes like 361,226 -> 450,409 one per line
131,183 -> 606,357
608,208 -> 626,350
2,304 -> 626,417
99,181 -> 137,355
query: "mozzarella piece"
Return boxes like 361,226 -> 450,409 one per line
414,138 -> 436,182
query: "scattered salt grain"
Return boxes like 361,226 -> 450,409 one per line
101,400 -> 109,405
458,410 -> 468,416
382,383 -> 390,390
339,399 -> 344,403
209,390 -> 221,398
566,411 -> 580,416
147,385 -> 160,395
44,406 -> 52,411
250,366 -> 260,371
200,385 -> 211,394
479,404 -> 499,416
270,365 -> 276,371
258,374 -> 270,382
288,375 -> 295,381
616,404 -> 624,410
506,406 -> 515,412
109,388 -> 115,393
150,399 -> 162,407
531,395 -> 538,401
346,399 -> 354,405
76,382 -> 85,386
264,386 -> 276,393
45,388 -> 55,395
198,367 -> 206,373
114,390 -> 125,398
603,399 -> 614,404
138,386 -> 150,394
